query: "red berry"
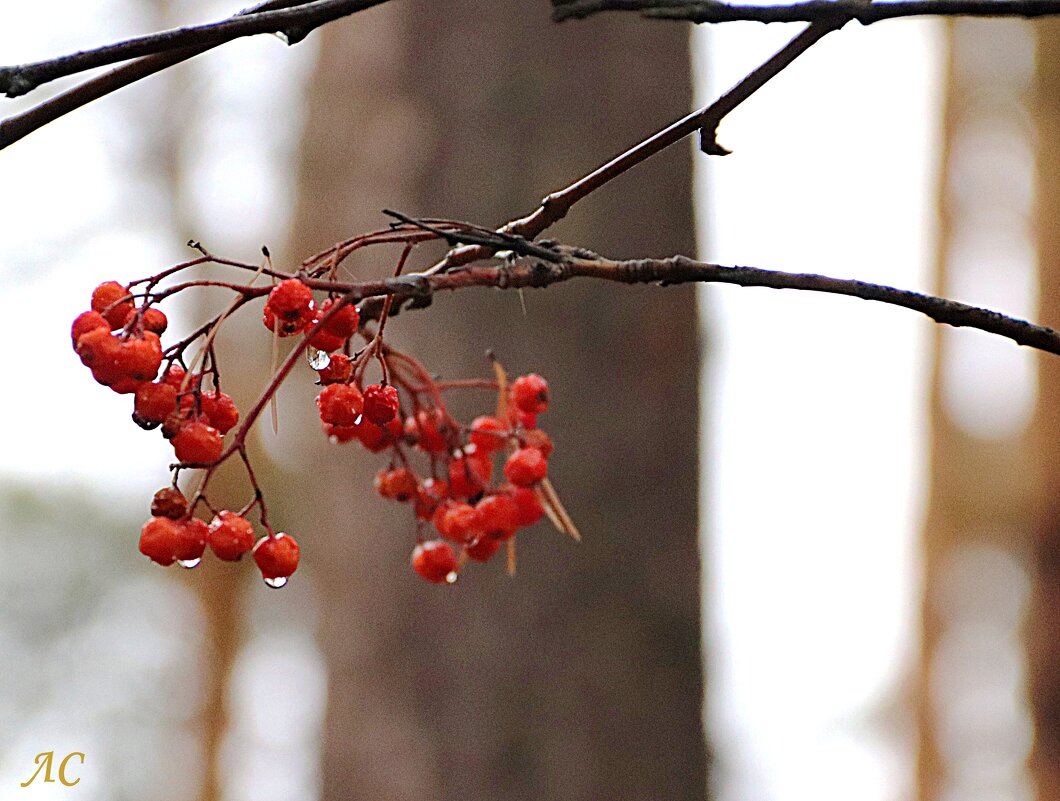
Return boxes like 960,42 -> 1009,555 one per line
374,467 -> 419,502
139,517 -> 181,566
317,383 -> 363,427
172,420 -> 224,464
309,328 -> 346,353
173,518 -> 209,562
503,447 -> 548,487
414,478 -> 449,520
511,374 -> 549,415
115,333 -> 163,383
363,384 -> 400,426
316,353 -> 352,384
521,428 -> 554,460
465,536 -> 502,562
322,421 -> 359,444
134,381 -> 179,429
162,364 -> 190,389
469,415 -> 508,453
200,390 -> 239,434
208,511 -> 256,561
411,540 -> 458,583
434,502 -> 482,544
406,408 -> 452,453
76,327 -> 120,369
318,298 -> 361,339
253,533 -> 300,583
268,279 -> 314,318
354,414 -> 401,452
262,303 -> 309,336
475,494 -> 519,541
509,486 -> 545,527
71,311 -> 110,348
91,281 -> 135,330
447,451 -> 492,499
151,487 -> 188,520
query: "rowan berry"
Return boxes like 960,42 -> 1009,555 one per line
124,306 -> 168,335
465,536 -> 501,562
475,494 -> 519,541
411,540 -> 458,584
268,278 -> 314,318
509,486 -> 545,527
374,467 -> 418,502
316,353 -> 352,384
434,501 -> 482,544
406,408 -> 452,453
309,328 -> 346,353
134,381 -> 179,429
262,303 -> 306,336
139,517 -> 181,566
253,533 -> 300,585
115,332 -> 163,383
91,281 -> 135,329
507,404 -> 537,431
323,421 -> 359,444
200,390 -> 239,434
318,298 -> 361,339
521,428 -> 554,460
363,384 -> 400,426
173,518 -> 209,563
76,327 -> 121,369
151,487 -> 189,520
414,477 -> 449,520
317,383 -> 363,427
447,451 -> 492,499
469,415 -> 508,453
354,414 -> 401,452
71,311 -> 110,347
208,511 -> 256,561
503,447 -> 548,487
172,420 -> 224,464
511,373 -> 549,415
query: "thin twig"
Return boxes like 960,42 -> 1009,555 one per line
0,0 -> 389,151
426,20 -> 841,274
0,0 -> 388,99
552,0 -> 1060,24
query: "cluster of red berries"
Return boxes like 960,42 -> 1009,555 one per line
138,487 -> 299,587
337,373 -> 555,584
72,272 -> 563,588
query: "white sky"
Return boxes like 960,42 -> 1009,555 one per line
695,17 -> 942,801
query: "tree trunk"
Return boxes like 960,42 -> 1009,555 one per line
280,3 -> 706,799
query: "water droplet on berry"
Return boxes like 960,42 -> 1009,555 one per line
177,558 -> 201,569
264,576 -> 288,589
445,571 -> 459,585
308,347 -> 331,371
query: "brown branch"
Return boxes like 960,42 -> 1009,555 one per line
428,20 -> 842,274
553,0 -> 1060,24
0,0 -> 389,151
341,251 -> 1060,358
0,0 -> 387,99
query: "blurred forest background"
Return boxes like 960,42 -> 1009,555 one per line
1,2 -> 1059,800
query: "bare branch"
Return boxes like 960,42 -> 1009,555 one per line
0,0 -> 389,152
552,0 -> 1060,24
427,20 -> 842,274
0,0 -> 387,99
341,247 -> 1060,358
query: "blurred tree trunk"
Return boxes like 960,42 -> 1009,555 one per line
918,19 -> 1039,801
1029,19 -> 1060,801
278,2 -> 705,799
